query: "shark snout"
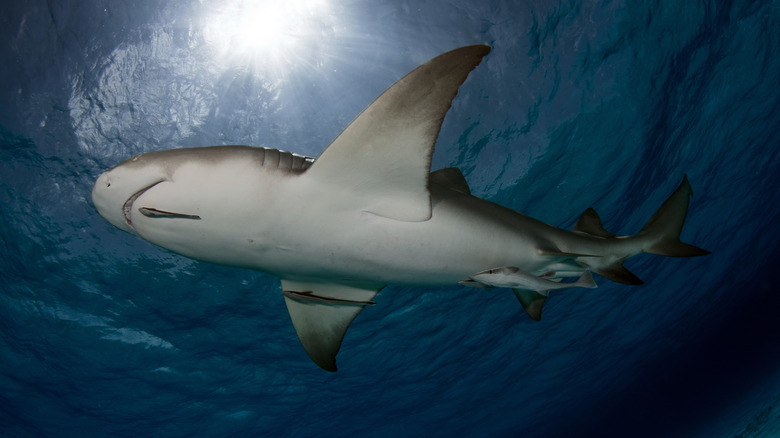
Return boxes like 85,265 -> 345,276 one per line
91,163 -> 172,235
92,171 -> 134,234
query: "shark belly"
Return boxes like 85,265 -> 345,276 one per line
249,182 -> 564,287
125,162 -> 634,289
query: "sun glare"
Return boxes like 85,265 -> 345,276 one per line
203,0 -> 330,71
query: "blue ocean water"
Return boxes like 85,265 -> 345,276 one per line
2,0 -> 779,436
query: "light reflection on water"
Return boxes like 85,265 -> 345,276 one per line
68,0 -> 343,159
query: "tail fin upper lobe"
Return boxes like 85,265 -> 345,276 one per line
638,175 -> 711,257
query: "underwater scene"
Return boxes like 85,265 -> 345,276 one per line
1,1 -> 779,437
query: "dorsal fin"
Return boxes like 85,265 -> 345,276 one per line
280,280 -> 382,372
430,167 -> 471,195
573,207 -> 616,238
305,45 -> 490,221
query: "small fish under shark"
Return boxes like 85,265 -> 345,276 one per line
92,45 -> 709,371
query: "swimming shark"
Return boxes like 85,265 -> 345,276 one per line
91,45 -> 709,371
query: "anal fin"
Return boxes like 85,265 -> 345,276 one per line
591,259 -> 643,285
281,280 -> 383,372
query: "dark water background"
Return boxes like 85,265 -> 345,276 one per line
2,1 -> 779,436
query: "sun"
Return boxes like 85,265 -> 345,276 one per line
202,0 -> 331,72
235,3 -> 288,47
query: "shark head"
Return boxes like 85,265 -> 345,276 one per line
92,152 -> 173,235
92,145 -> 315,259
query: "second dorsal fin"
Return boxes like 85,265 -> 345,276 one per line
573,207 -> 616,238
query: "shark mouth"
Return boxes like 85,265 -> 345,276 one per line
122,181 -> 201,229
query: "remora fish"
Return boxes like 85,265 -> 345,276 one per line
92,45 -> 709,371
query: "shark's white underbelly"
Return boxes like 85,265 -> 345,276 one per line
242,189 -> 578,286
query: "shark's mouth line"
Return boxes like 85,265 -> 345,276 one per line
137,207 -> 201,220
122,181 -> 163,229
122,181 -> 202,228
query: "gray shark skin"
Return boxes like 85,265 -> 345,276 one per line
92,45 -> 709,371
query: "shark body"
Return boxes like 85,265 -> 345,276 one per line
92,45 -> 709,371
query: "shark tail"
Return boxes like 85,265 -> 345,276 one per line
636,175 -> 711,258
573,175 -> 709,286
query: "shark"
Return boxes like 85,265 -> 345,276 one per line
91,45 -> 709,371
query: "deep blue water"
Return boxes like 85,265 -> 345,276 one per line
2,0 -> 779,437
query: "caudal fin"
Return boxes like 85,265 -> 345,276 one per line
572,175 -> 709,286
522,176 -> 709,322
639,175 -> 710,257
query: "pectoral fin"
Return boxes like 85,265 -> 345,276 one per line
590,259 -> 643,285
512,289 -> 548,321
281,280 -> 382,372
